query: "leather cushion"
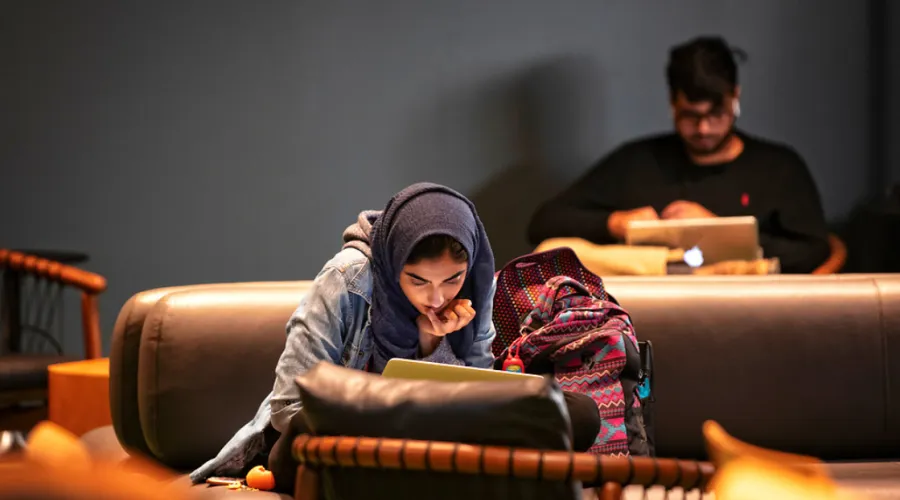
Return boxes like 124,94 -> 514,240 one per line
828,461 -> 900,500
80,425 -> 130,463
110,282 -> 309,460
295,362 -> 573,451
110,286 -> 190,457
602,275 -> 900,460
137,284 -> 311,470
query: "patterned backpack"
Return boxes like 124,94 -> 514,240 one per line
492,247 -> 654,456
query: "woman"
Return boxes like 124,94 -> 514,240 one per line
190,183 -> 599,491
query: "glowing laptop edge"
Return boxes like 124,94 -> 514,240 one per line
382,358 -> 542,383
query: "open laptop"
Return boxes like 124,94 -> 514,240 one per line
382,358 -> 542,383
625,216 -> 761,266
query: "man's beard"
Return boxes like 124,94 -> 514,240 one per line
684,129 -> 734,157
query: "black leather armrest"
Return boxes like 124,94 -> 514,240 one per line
296,362 -> 573,451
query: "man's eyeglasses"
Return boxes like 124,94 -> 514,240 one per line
675,108 -> 731,127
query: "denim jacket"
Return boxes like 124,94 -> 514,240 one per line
190,248 -> 496,482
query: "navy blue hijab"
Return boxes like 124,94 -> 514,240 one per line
366,183 -> 494,373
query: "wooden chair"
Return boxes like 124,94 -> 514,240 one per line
702,421 -> 861,500
703,420 -> 827,478
0,249 -> 106,430
292,434 -> 715,500
0,461 -> 192,500
712,459 -> 864,500
812,234 -> 847,275
0,421 -> 190,499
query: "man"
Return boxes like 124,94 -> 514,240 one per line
527,36 -> 831,274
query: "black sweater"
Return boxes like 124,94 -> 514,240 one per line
527,131 -> 831,274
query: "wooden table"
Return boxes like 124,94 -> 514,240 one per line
47,358 -> 110,436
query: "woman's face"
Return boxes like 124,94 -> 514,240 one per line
399,250 -> 468,316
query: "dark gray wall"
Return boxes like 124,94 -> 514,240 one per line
890,0 -> 900,187
1,1 -> 872,355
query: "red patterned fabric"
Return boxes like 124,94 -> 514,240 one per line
492,247 -> 614,357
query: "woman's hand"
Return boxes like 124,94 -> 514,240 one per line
416,299 -> 476,356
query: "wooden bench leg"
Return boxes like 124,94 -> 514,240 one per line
596,482 -> 623,500
294,465 -> 319,500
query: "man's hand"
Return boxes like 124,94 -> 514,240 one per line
661,200 -> 716,220
607,206 -> 659,240
416,299 -> 476,357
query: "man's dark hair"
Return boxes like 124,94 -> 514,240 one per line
666,36 -> 746,105
407,234 -> 468,264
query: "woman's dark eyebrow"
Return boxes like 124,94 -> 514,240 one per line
404,270 -> 465,283
443,271 -> 465,282
404,272 -> 429,283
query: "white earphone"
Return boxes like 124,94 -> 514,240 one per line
733,99 -> 741,118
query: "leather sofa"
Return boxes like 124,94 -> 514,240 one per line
89,274 -> 900,498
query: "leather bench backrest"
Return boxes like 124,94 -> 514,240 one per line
604,275 -> 900,459
110,275 -> 900,469
137,285 -> 310,469
109,282 -> 310,461
110,285 -> 196,457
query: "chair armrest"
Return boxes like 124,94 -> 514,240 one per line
1,249 -> 107,358
812,234 -> 847,275
0,249 -> 106,294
